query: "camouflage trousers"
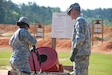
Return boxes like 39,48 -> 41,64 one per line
10,69 -> 31,75
8,69 -> 31,75
10,63 -> 31,75
73,55 -> 90,75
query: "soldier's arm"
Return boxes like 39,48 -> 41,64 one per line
74,19 -> 87,49
21,30 -> 37,45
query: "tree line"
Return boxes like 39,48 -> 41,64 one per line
0,0 -> 112,26
0,0 -> 61,25
82,8 -> 112,26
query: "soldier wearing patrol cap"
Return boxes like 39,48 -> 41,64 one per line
9,17 -> 37,75
67,3 -> 91,75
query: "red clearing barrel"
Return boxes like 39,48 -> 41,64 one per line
29,47 -> 63,72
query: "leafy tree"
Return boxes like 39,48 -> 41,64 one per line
0,0 -> 112,26
0,0 -> 5,23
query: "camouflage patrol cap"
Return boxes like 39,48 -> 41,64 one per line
67,3 -> 80,15
18,17 -> 30,26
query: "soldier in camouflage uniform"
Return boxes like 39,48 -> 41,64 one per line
9,17 -> 37,75
67,3 -> 91,75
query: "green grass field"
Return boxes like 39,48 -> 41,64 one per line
0,48 -> 12,67
58,51 -> 112,75
0,48 -> 112,75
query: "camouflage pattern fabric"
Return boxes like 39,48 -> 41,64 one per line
71,16 -> 91,75
9,28 -> 37,74
74,55 -> 89,75
72,16 -> 91,56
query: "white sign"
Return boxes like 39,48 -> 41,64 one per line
36,28 -> 43,37
52,13 -> 74,38
94,25 -> 102,33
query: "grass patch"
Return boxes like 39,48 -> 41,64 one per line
57,51 -> 73,66
89,53 -> 112,75
0,48 -> 12,66
57,51 -> 112,75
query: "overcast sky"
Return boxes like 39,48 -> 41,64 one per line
11,0 -> 112,11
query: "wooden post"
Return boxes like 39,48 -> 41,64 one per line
102,19 -> 103,43
43,25 -> 44,40
52,38 -> 56,50
92,20 -> 94,45
33,24 -> 37,38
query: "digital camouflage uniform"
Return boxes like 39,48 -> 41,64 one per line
72,16 -> 91,75
9,28 -> 37,75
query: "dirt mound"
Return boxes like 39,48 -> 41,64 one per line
0,36 -> 112,54
92,41 -> 112,54
0,38 -> 10,47
56,40 -> 71,50
36,38 -> 71,51
0,24 -> 51,34
0,24 -> 18,33
103,26 -> 112,34
0,24 -> 112,54
0,37 -> 71,50
36,38 -> 52,48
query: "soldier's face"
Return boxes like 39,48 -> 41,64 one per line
25,25 -> 30,30
69,9 -> 78,20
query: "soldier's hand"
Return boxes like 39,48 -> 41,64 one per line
70,53 -> 75,62
70,48 -> 78,62
30,45 -> 36,52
